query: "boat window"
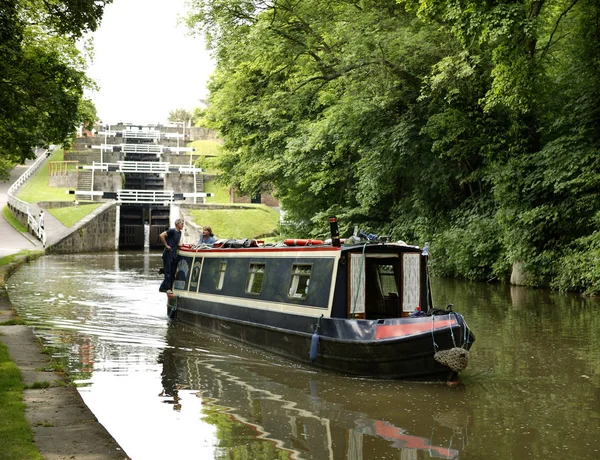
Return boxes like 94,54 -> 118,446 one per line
216,261 -> 227,291
378,264 -> 398,297
288,264 -> 311,300
246,263 -> 266,294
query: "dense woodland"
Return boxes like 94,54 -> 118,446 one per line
0,0 -> 105,177
185,0 -> 600,294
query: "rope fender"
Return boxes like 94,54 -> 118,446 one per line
434,347 -> 470,373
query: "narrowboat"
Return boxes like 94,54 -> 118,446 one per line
166,220 -> 474,380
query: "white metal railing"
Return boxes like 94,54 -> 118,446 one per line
117,189 -> 174,204
78,162 -> 201,174
27,213 -> 46,247
123,129 -> 160,139
122,144 -> 163,153
78,162 -> 108,171
80,161 -> 170,173
118,161 -> 169,173
92,144 -> 163,153
7,149 -> 48,245
92,143 -> 195,154
162,132 -> 184,139
178,166 -> 204,174
170,146 -> 195,153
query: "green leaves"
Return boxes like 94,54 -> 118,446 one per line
0,0 -> 105,171
188,0 -> 600,289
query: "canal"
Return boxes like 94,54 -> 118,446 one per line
7,252 -> 599,460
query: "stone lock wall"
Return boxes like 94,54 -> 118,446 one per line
48,202 -> 118,254
165,174 -> 195,194
93,172 -> 124,192
48,172 -> 78,188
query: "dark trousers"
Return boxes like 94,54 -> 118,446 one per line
159,250 -> 176,291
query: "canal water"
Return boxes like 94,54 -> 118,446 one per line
7,252 -> 599,460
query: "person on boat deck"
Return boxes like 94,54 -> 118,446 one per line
198,226 -> 216,245
159,218 -> 184,293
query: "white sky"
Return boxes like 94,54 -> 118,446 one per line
85,0 -> 214,125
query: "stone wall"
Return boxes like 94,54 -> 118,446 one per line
163,154 -> 192,166
94,172 -> 123,192
165,174 -> 195,194
229,189 -> 279,207
188,127 -> 218,141
64,151 -> 122,164
8,204 -> 28,228
49,172 -> 77,188
47,202 -> 118,254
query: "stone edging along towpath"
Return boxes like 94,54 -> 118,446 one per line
0,253 -> 130,460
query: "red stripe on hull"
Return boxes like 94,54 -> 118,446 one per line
375,319 -> 456,339
179,246 -> 340,254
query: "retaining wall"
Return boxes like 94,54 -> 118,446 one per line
47,202 -> 118,254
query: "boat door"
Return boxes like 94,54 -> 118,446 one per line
348,251 -> 421,319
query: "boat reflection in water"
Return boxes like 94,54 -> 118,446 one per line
159,323 -> 471,459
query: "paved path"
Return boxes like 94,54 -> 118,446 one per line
0,153 -> 68,256
0,161 -> 41,257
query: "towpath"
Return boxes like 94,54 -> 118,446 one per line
0,155 -> 129,459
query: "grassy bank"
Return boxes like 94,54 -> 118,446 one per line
2,206 -> 27,233
0,251 -> 44,459
187,205 -> 280,239
15,148 -> 75,203
0,341 -> 43,460
48,203 -> 103,227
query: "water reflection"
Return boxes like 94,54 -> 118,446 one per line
160,323 -> 470,460
6,253 -> 600,460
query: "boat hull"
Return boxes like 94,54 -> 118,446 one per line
168,295 -> 474,381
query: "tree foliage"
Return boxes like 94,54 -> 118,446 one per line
168,108 -> 193,123
186,0 -> 600,292
0,0 -> 109,171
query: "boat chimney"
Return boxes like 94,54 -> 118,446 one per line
329,216 -> 341,247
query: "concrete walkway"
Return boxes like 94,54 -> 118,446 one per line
0,158 -> 129,459
0,153 -> 70,257
0,161 -> 41,257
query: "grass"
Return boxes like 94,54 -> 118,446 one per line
0,341 -> 44,460
187,205 -> 280,239
10,147 -> 100,227
204,178 -> 230,204
0,249 -> 44,268
0,250 -> 47,459
191,139 -> 222,174
47,203 -> 103,227
15,148 -> 76,203
0,318 -> 26,326
190,139 -> 221,156
27,381 -> 51,390
2,206 -> 27,232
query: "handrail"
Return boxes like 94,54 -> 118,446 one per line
117,189 -> 174,204
123,129 -> 160,139
7,149 -> 48,245
117,161 -> 169,173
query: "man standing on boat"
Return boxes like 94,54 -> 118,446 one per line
159,218 -> 184,293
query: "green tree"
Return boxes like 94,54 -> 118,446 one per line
0,0 -> 108,174
168,108 -> 193,123
187,0 -> 600,289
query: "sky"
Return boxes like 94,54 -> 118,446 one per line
85,0 -> 215,125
